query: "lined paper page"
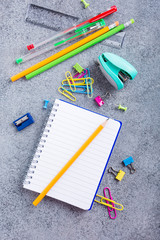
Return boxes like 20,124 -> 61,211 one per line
24,99 -> 121,210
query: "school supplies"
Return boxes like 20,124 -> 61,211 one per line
118,104 -> 127,111
103,187 -> 117,219
58,87 -> 76,101
81,0 -> 90,10
94,195 -> 123,211
33,119 -> 108,206
94,92 -> 111,107
122,156 -> 136,174
26,4 -> 79,31
108,167 -> 125,181
16,20 -> 106,64
43,100 -> 50,109
13,113 -> 34,131
98,52 -> 137,90
25,20 -> 134,80
23,99 -> 122,209
11,21 -> 119,82
26,6 -> 117,50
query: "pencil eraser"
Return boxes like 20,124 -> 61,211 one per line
27,44 -> 34,50
115,21 -> 119,26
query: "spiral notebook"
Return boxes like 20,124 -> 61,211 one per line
23,99 -> 122,210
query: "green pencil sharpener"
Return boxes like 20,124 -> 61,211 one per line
98,52 -> 138,90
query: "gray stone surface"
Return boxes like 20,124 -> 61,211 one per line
0,0 -> 160,239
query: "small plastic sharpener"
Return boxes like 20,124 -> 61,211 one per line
98,52 -> 138,90
108,167 -> 125,181
122,156 -> 136,174
13,113 -> 34,131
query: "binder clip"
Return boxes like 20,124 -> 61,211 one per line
122,156 -> 136,174
94,92 -> 111,107
72,63 -> 84,76
98,52 -> 138,90
108,167 -> 125,181
103,187 -> 117,219
13,113 -> 34,131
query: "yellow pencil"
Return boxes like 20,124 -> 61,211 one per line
33,119 -> 109,206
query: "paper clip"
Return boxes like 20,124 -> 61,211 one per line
103,187 -> 117,219
65,71 -> 76,92
62,77 -> 94,86
58,87 -> 76,101
62,84 -> 92,94
73,69 -> 88,78
122,156 -> 136,174
95,194 -> 123,211
108,167 -> 125,181
86,78 -> 93,98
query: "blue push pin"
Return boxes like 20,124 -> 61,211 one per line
43,100 -> 50,109
122,156 -> 136,174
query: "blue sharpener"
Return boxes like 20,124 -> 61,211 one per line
98,52 -> 138,90
13,113 -> 34,131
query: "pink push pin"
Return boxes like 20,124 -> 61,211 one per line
94,96 -> 104,106
94,92 -> 111,107
103,187 -> 117,219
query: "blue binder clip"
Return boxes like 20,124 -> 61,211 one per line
13,113 -> 34,131
122,156 -> 136,174
98,52 -> 138,90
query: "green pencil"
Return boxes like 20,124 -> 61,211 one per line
26,19 -> 134,80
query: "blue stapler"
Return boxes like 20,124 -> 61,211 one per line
98,52 -> 137,90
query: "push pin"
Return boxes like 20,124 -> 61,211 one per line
122,156 -> 136,174
94,92 -> 111,107
108,167 -> 125,181
118,104 -> 127,111
43,100 -> 50,109
81,0 -> 91,10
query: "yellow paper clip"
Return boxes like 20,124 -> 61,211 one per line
95,194 -> 124,211
58,87 -> 76,101
65,71 -> 76,92
86,78 -> 93,98
62,77 -> 94,86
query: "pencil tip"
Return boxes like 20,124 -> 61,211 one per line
102,118 -> 109,127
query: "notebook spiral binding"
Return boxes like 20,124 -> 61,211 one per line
23,101 -> 59,185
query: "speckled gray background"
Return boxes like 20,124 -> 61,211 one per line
0,0 -> 160,240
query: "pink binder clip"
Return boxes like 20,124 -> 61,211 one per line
94,96 -> 104,106
103,187 -> 117,219
94,92 -> 111,107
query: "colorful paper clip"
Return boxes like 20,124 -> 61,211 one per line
62,77 -> 94,86
65,71 -> 76,92
108,167 -> 125,181
95,194 -> 123,211
122,156 -> 136,174
73,69 -> 88,78
103,187 -> 117,219
62,85 -> 92,94
58,87 -> 76,101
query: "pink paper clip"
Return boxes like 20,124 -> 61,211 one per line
73,69 -> 88,78
94,96 -> 104,107
103,187 -> 117,219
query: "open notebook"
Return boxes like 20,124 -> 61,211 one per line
23,99 -> 121,210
